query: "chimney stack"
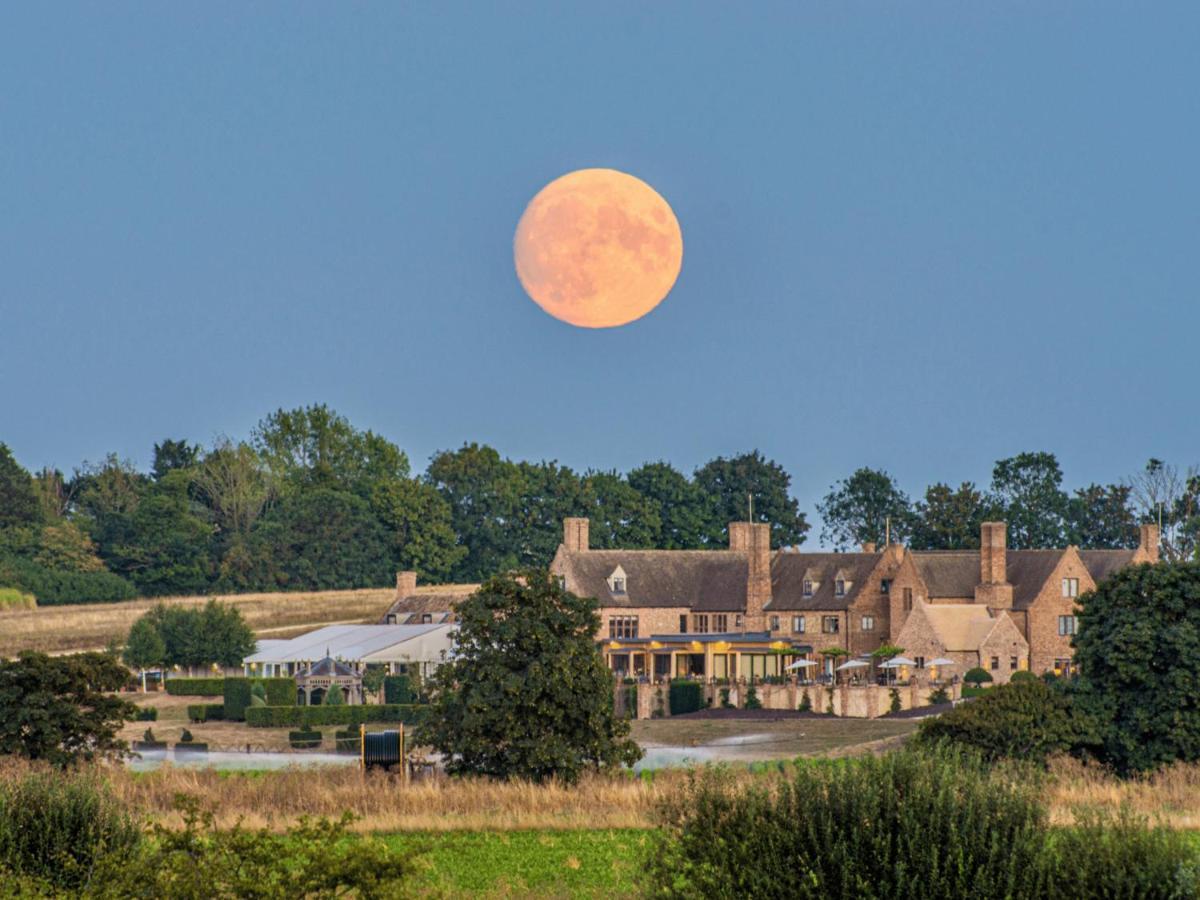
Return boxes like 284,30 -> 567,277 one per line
862,542 -> 877,553
563,517 -> 590,552
395,571 -> 417,599
730,522 -> 772,631
1137,523 -> 1160,564
975,522 -> 1013,609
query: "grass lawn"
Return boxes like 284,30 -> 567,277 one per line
387,829 -> 650,898
631,715 -> 919,760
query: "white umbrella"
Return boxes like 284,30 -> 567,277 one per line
836,659 -> 868,671
881,656 -> 917,668
928,657 -> 955,666
785,659 -> 817,671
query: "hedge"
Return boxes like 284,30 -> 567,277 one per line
165,678 -> 225,697
245,705 -> 423,728
288,730 -> 322,749
669,680 -> 704,716
223,677 -> 296,721
383,674 -> 417,705
135,707 -> 158,721
0,555 -> 137,605
186,704 -> 225,723
334,730 -> 360,753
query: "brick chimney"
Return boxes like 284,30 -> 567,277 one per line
563,517 -> 590,552
395,571 -> 417,599
861,542 -> 877,553
975,522 -> 1013,609
730,522 -> 772,632
1136,523 -> 1160,564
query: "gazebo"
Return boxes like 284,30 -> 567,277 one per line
295,652 -> 364,706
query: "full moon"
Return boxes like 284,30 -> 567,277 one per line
514,168 -> 683,328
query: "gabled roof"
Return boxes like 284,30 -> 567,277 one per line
921,604 -> 1002,652
1080,549 -> 1137,585
380,584 -> 478,624
306,655 -> 359,678
556,549 -> 749,611
911,552 -> 979,599
768,552 -> 883,611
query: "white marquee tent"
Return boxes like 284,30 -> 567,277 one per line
243,623 -> 456,679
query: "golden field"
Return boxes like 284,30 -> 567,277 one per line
0,586 -> 404,656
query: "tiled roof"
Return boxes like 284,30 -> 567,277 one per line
556,549 -> 749,610
768,552 -> 883,611
379,584 -> 478,624
911,552 -> 980,599
921,604 -> 1001,652
1080,549 -> 1137,585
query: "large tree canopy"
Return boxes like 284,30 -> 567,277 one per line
418,570 -> 641,782
910,482 -> 988,550
817,467 -> 913,551
988,452 -> 1069,549
693,451 -> 809,548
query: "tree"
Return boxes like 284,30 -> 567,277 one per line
1071,561 -> 1200,773
132,600 -> 255,670
323,684 -> 344,706
0,651 -> 136,766
369,478 -> 466,583
1126,459 -> 1200,562
0,443 -> 41,529
910,482 -> 988,550
123,617 -> 166,689
1066,483 -> 1138,549
191,438 -> 273,539
580,470 -> 661,549
627,461 -> 714,549
693,451 -> 809,548
963,667 -> 993,687
988,452 -> 1069,548
418,570 -> 641,782
151,438 -> 200,481
817,468 -> 913,550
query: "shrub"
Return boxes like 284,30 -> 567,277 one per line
889,688 -> 902,714
261,677 -> 295,707
244,704 -> 423,728
135,707 -> 158,721
916,680 -> 1084,765
719,688 -> 732,709
288,730 -> 321,749
649,747 -> 1051,898
744,684 -> 762,710
928,687 -> 950,705
798,690 -> 812,713
668,680 -> 703,716
0,766 -> 141,891
165,677 -> 225,697
250,681 -> 267,708
1010,670 -> 1038,684
383,673 -> 417,705
186,703 -> 224,723
964,666 -> 994,687
223,677 -> 253,722
324,685 -> 345,706
0,587 -> 35,611
0,556 -> 136,605
179,728 -> 194,743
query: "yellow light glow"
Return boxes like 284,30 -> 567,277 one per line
514,169 -> 683,328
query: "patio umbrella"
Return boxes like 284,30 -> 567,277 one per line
835,660 -> 868,671
785,659 -> 817,670
880,656 -> 917,668
928,657 -> 955,666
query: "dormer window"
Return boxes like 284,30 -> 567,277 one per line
833,569 -> 852,598
606,565 -> 628,595
835,580 -> 846,597
802,579 -> 814,597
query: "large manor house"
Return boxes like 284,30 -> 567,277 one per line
385,516 -> 1160,684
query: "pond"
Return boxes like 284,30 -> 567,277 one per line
126,749 -> 358,772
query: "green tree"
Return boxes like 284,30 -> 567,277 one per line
581,470 -> 661,549
151,438 -> 200,481
989,452 -> 1069,548
133,600 -> 255,670
0,651 -> 136,766
0,443 -> 41,529
627,460 -> 714,548
1072,561 -> 1200,773
123,616 -> 167,681
817,467 -> 913,550
323,684 -> 344,706
1067,483 -> 1138,549
419,570 -> 641,782
510,460 -> 589,565
910,482 -> 988,550
369,477 -> 466,583
694,451 -> 809,548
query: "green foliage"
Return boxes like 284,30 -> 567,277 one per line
928,686 -> 950,705
383,673 -> 417,705
649,747 -> 1199,899
165,677 -> 225,696
122,617 -> 165,671
964,666 -> 994,686
694,450 -> 809,548
418,570 -> 641,782
249,680 -> 267,708
1071,561 -> 1200,773
668,680 -> 704,716
244,704 -> 421,728
288,730 -> 321,749
222,677 -> 253,722
989,451 -> 1069,549
368,477 -> 465,583
744,683 -> 762,710
135,707 -> 158,721
870,643 -> 905,660
889,688 -> 902,713
1067,483 -> 1139,549
0,444 -> 41,529
1010,669 -> 1038,683
0,555 -> 137,604
818,467 -> 913,550
151,438 -> 200,481
798,690 -> 812,713
323,684 -> 344,706
335,729 -> 360,752
179,728 -> 194,743
0,587 -> 35,610
627,461 -> 713,549
0,652 -> 136,766
261,677 -> 294,706
133,601 -> 255,670
0,766 -> 141,891
917,680 -> 1085,765
186,703 -> 224,723
910,481 -> 988,550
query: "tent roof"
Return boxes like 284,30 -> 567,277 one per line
244,624 -> 454,665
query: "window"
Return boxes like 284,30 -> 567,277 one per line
835,579 -> 846,597
1058,615 -> 1078,636
611,577 -> 626,594
679,614 -> 688,633
385,614 -> 397,625
769,615 -> 780,631
792,615 -> 806,633
802,579 -> 814,597
1054,658 -> 1076,676
914,656 -> 925,669
692,614 -> 709,634
990,656 -> 1000,671
1062,577 -> 1079,598
822,616 -> 840,634
713,614 -> 728,633
734,614 -> 744,629
1010,656 -> 1018,670
903,587 -> 914,611
608,616 -> 638,639
861,615 -> 875,632
420,613 -> 433,624
881,579 -> 892,594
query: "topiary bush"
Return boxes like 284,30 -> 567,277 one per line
668,680 -> 703,716
135,706 -> 158,721
335,729 -> 360,753
186,703 -> 225,723
798,690 -> 812,713
889,688 -> 902,714
916,680 -> 1085,765
964,667 -> 994,687
383,673 -> 417,705
244,704 -> 422,728
288,730 -> 322,749
261,677 -> 295,707
744,684 -> 762,710
1010,670 -> 1038,684
222,677 -> 253,721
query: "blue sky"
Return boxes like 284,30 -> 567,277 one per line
2,4 -> 1197,531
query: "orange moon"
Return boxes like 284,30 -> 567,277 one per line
514,168 -> 683,328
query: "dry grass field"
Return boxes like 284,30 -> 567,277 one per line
0,585 -> 420,656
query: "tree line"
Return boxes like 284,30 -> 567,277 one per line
1,406 -> 1196,602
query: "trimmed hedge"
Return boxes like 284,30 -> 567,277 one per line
288,730 -> 322,749
173,742 -> 209,754
334,730 -> 360,753
262,677 -> 295,707
224,677 -> 297,721
186,704 -> 225,723
245,704 -> 423,728
135,707 -> 158,721
383,674 -> 417,705
669,680 -> 704,716
165,678 -> 225,697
